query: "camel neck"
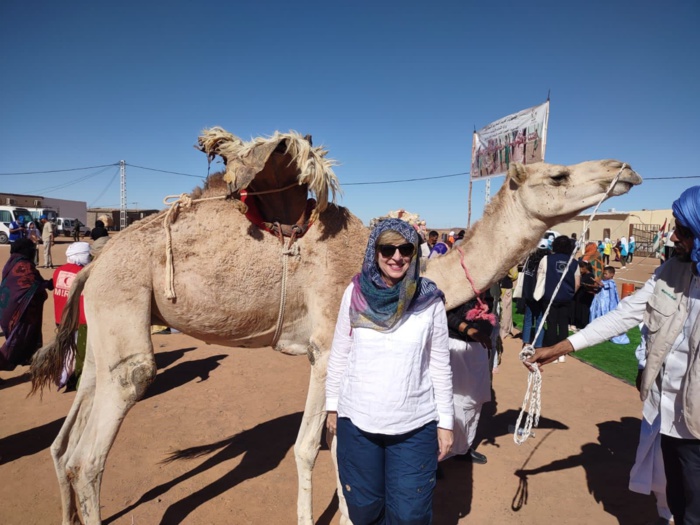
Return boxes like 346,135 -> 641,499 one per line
423,189 -> 546,310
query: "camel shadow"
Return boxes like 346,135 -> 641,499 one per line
514,417 -> 657,524
104,411 -> 303,525
144,354 -> 227,400
153,347 -> 198,370
0,371 -> 31,390
0,417 -> 65,464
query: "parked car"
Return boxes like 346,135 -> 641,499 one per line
55,217 -> 90,238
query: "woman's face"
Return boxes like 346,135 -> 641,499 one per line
376,239 -> 413,287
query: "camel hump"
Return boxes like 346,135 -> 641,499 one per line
196,127 -> 340,213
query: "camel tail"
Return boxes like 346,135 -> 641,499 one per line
30,265 -> 93,395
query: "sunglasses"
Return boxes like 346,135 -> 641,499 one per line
377,243 -> 415,258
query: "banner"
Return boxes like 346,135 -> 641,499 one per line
470,100 -> 550,180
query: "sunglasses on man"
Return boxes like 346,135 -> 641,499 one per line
377,243 -> 415,258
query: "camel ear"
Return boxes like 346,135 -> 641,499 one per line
508,163 -> 528,186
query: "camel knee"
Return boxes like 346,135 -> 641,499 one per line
113,353 -> 157,404
294,440 -> 321,473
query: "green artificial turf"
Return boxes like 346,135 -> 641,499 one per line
511,306 -> 640,385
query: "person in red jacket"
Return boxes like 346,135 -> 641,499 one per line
53,242 -> 90,390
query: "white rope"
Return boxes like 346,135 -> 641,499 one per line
161,193 -> 227,300
271,236 -> 300,347
514,164 -> 628,445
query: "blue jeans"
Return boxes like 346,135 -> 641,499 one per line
522,301 -> 544,348
337,417 -> 438,525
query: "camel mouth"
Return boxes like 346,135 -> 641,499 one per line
610,181 -> 634,195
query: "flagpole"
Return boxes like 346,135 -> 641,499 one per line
467,130 -> 476,228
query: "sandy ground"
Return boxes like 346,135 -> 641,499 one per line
0,241 -> 664,524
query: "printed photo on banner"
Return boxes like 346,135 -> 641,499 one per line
471,100 -> 549,180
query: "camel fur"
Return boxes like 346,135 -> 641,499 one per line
30,126 -> 641,525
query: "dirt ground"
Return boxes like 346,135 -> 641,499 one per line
0,241 -> 664,524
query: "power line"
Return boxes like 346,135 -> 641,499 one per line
26,166 -> 113,195
644,176 -> 700,180
344,172 -> 469,186
125,163 -> 206,179
1,160 -> 697,186
0,163 -> 119,176
89,167 -> 121,207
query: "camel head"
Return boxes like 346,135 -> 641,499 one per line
506,159 -> 642,225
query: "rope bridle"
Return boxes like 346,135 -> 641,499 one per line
513,163 -> 628,445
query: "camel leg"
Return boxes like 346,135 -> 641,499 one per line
65,321 -> 156,525
330,435 -> 351,525
294,343 -> 332,525
51,342 -> 97,525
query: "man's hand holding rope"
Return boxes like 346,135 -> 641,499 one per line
526,340 -> 575,368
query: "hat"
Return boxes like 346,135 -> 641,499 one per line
449,231 -> 455,236
66,242 -> 91,266
537,239 -> 549,250
18,216 -> 25,223
40,214 -> 47,220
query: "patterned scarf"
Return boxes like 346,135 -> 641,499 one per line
672,186 -> 700,274
350,218 -> 444,331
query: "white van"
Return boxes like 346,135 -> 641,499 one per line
0,206 -> 35,244
55,217 -> 90,237
28,207 -> 58,223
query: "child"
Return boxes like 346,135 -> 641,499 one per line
589,266 -> 629,344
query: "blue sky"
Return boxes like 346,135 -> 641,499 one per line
1,0 -> 698,227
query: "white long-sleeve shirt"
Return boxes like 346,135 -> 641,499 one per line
326,283 -> 454,434
569,267 -> 698,439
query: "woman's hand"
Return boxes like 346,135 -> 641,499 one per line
326,412 -> 338,449
437,427 -> 453,461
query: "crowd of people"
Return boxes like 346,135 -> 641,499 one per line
0,223 -> 110,383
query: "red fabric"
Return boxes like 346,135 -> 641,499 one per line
53,264 -> 86,325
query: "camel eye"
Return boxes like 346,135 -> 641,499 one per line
550,172 -> 569,185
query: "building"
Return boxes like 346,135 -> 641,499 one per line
86,207 -> 160,230
0,193 -> 87,223
552,208 -> 675,256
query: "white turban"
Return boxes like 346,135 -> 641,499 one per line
66,242 -> 91,266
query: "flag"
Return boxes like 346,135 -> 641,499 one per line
652,218 -> 667,259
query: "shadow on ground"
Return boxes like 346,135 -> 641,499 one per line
104,411 -> 303,525
514,417 -> 656,524
144,348 -> 226,399
0,417 -> 65,464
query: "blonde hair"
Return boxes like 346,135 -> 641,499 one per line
376,230 -> 408,246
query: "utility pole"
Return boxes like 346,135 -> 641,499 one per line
119,160 -> 126,231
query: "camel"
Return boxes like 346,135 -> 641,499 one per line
29,126 -> 642,525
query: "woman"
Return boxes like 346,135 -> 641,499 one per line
326,218 -> 453,524
26,221 -> 41,266
582,241 -> 604,282
571,261 -> 596,329
603,238 -> 612,265
620,236 -> 629,267
628,235 -> 636,262
0,238 -> 54,370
